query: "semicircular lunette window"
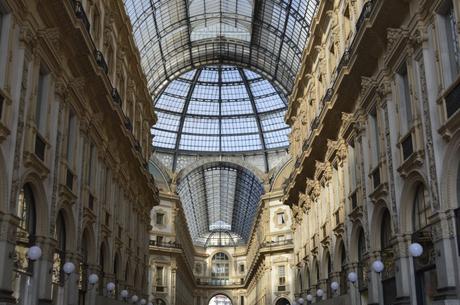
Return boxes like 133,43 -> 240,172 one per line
152,65 -> 290,153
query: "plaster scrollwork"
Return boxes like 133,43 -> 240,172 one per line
55,78 -> 69,99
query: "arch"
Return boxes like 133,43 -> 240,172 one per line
440,129 -> 460,209
270,157 -> 294,191
113,250 -> 122,281
20,173 -> 49,236
369,200 -> 392,250
333,238 -> 347,272
133,265 -> 140,289
321,248 -> 332,279
99,239 -> 110,274
176,159 -> 266,184
311,257 -> 320,285
349,221 -> 366,262
125,260 -> 131,284
399,172 -> 429,233
274,297 -> 291,305
208,293 -> 233,305
81,225 -> 96,264
55,206 -> 77,252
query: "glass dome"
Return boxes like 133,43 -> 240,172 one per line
152,65 -> 290,154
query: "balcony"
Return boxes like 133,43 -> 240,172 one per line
73,1 -> 90,33
355,1 -> 374,33
95,50 -> 109,75
111,88 -> 122,106
149,240 -> 182,249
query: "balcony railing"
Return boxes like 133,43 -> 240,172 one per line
111,88 -> 122,106
95,50 -> 109,75
356,1 -> 374,32
260,239 -> 293,248
149,240 -> 182,249
73,1 -> 90,33
124,117 -> 133,132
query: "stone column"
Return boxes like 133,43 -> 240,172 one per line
0,213 -> 19,305
36,236 -> 56,305
392,235 -> 412,305
431,212 -> 460,305
367,252 -> 381,305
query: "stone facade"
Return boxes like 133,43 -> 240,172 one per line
0,0 -> 158,304
284,0 -> 460,304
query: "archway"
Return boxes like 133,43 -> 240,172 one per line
209,294 -> 232,305
275,298 -> 291,305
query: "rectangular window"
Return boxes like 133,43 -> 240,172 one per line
156,235 -> 163,244
35,69 -> 50,133
66,110 -> 76,164
277,212 -> 286,224
369,110 -> 380,166
278,265 -> 286,285
396,64 -> 413,133
239,264 -> 245,273
348,141 -> 357,190
438,0 -> 460,84
88,143 -> 96,187
240,296 -> 244,305
156,212 -> 164,225
156,266 -> 164,286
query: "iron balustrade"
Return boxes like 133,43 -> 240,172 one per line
124,117 -> 133,132
73,1 -> 90,33
260,239 -> 293,248
356,1 -> 374,32
149,240 -> 182,249
111,88 -> 122,106
95,50 -> 109,75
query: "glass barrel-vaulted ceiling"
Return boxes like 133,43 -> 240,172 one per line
176,162 -> 264,246
123,0 -> 320,96
153,65 -> 290,155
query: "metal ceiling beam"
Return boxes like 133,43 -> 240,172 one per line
149,0 -> 169,81
172,69 -> 202,171
238,68 -> 269,172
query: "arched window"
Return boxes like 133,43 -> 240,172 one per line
52,211 -> 67,300
79,229 -> 90,305
114,252 -> 121,294
211,252 -> 230,285
325,252 -> 332,297
17,184 -> 36,242
13,184 -> 37,302
357,228 -> 367,291
340,242 -> 348,294
315,261 -> 320,285
99,242 -> 107,295
413,184 -> 431,232
305,266 -> 310,289
381,209 -> 392,250
380,209 -> 397,305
